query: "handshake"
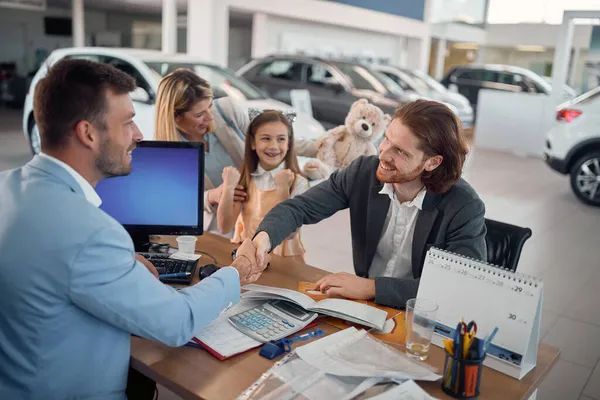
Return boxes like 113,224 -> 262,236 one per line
230,232 -> 272,285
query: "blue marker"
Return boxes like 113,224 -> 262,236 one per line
159,272 -> 191,279
483,327 -> 499,354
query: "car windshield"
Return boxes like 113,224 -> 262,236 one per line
145,62 -> 267,100
371,70 -> 405,95
404,69 -> 447,93
336,64 -> 387,93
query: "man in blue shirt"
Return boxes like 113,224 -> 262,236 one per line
0,59 -> 265,400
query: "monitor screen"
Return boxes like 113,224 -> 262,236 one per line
95,141 -> 203,230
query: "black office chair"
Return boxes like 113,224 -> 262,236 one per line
484,218 -> 532,272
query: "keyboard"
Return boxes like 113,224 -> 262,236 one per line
138,252 -> 199,284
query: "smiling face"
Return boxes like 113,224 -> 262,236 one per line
95,89 -> 143,178
174,98 -> 214,138
377,118 -> 439,184
252,121 -> 290,171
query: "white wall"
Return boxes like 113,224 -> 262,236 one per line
485,23 -> 593,49
223,0 -> 430,69
0,6 -> 171,75
229,25 -> 252,71
474,90 -> 555,157
0,7 -> 106,74
264,15 -> 404,65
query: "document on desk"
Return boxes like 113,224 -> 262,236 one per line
295,327 -> 441,382
190,300 -> 263,360
369,380 -> 439,400
241,284 -> 387,330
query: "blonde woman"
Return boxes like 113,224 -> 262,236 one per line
155,69 -> 250,232
155,69 -> 318,234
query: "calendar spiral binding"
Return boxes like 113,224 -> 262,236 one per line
428,247 -> 542,288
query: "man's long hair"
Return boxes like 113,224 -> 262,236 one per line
394,100 -> 469,193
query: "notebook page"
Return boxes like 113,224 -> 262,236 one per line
192,300 -> 263,358
242,284 -> 317,309
311,298 -> 387,330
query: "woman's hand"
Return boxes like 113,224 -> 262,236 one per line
274,169 -> 294,190
208,183 -> 247,208
222,166 -> 241,189
207,185 -> 223,207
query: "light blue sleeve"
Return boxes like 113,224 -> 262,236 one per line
68,226 -> 240,347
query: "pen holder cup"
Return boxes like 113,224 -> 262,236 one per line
441,353 -> 485,399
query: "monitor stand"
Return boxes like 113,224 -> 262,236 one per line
129,231 -> 151,253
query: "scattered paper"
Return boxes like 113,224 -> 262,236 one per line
170,252 -> 201,261
368,380 -> 439,400
296,328 -> 441,382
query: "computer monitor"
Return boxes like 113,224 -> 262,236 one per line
95,141 -> 204,252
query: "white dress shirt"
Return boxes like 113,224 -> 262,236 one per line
368,184 -> 426,279
251,163 -> 310,197
39,153 -> 102,208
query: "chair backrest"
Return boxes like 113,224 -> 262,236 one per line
484,218 -> 532,272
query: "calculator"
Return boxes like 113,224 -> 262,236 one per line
228,300 -> 318,343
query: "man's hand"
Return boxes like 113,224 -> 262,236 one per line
232,239 -> 269,285
135,254 -> 159,279
314,272 -> 376,300
252,231 -> 271,270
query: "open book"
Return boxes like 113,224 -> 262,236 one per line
242,284 -> 387,330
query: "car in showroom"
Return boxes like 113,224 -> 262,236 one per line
544,85 -> 600,206
372,65 -> 474,128
22,48 -> 326,155
237,55 -> 411,130
440,64 -> 555,114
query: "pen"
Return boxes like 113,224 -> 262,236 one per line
159,272 -> 191,279
483,327 -> 499,354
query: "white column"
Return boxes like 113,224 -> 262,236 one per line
417,0 -> 434,72
476,46 -> 486,63
251,13 -> 269,60
187,0 -> 227,65
72,0 -> 85,47
550,15 -> 574,105
395,36 -> 408,68
568,46 -> 580,87
433,38 -> 446,80
162,0 -> 177,54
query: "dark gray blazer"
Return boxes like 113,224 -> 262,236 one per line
256,156 -> 487,309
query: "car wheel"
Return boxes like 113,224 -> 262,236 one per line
569,152 -> 600,207
28,120 -> 41,155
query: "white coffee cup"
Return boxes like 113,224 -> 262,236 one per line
176,235 -> 197,254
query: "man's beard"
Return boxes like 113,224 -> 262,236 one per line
96,137 -> 133,178
376,159 -> 426,184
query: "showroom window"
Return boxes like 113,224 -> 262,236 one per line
305,64 -> 337,86
258,61 -> 303,82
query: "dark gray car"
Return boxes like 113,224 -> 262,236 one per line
237,55 -> 405,130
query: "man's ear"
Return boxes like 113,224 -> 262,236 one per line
73,120 -> 99,150
425,155 -> 443,172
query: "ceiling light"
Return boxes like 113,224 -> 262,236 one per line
452,43 -> 479,50
515,45 -> 546,52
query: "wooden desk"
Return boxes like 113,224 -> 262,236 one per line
130,234 -> 560,400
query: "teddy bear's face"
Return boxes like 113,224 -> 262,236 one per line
345,101 -> 390,141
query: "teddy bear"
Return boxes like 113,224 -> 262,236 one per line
303,98 -> 391,180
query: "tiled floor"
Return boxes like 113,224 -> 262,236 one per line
1,109 -> 599,399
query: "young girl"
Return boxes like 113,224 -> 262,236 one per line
217,109 -> 309,258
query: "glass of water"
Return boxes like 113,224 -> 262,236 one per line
405,298 -> 438,361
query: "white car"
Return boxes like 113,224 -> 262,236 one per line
544,86 -> 600,206
23,47 -> 326,154
372,65 -> 474,128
